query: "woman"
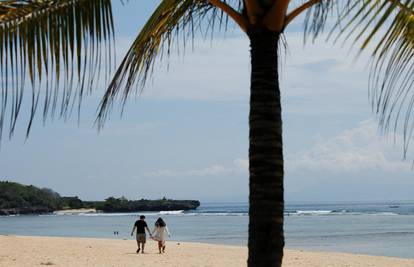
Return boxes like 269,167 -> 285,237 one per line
152,217 -> 171,254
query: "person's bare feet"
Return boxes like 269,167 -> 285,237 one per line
162,246 -> 166,253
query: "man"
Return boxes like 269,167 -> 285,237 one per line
131,215 -> 152,253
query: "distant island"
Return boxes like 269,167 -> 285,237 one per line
0,181 -> 200,215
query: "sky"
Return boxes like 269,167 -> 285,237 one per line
1,1 -> 413,202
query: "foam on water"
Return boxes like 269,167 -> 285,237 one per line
159,210 -> 184,215
295,210 -> 333,215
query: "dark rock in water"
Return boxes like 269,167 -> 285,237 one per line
0,207 -> 54,216
87,197 -> 201,213
389,205 -> 399,208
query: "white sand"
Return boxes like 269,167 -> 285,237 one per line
1,235 -> 413,267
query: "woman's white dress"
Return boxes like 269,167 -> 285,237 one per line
152,226 -> 170,242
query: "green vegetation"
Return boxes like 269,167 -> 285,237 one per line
0,181 -> 60,211
0,181 -> 82,215
0,181 -> 199,215
59,197 -> 84,210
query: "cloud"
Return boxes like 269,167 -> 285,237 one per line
233,158 -> 249,171
145,118 -> 413,178
144,158 -> 248,178
286,120 -> 411,172
111,32 -> 370,104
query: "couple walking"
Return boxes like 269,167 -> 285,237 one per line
131,215 -> 171,254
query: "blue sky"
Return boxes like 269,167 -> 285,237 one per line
0,1 -> 413,202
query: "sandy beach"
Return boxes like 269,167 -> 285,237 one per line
1,235 -> 414,267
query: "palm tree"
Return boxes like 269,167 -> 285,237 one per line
1,0 -> 413,266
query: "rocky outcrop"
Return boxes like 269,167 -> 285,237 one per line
0,207 -> 54,216
87,198 -> 200,213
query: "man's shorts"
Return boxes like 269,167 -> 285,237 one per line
136,233 -> 146,243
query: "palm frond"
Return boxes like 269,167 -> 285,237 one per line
0,0 -> 114,139
304,0 -> 414,159
97,0 -> 241,126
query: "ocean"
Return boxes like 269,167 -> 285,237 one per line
1,201 -> 413,258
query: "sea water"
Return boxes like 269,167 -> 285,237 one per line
1,201 -> 413,258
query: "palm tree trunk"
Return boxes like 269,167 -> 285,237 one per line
248,28 -> 284,267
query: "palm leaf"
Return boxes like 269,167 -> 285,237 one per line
0,0 -> 114,139
304,0 -> 414,158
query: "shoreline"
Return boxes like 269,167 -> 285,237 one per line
1,236 -> 414,266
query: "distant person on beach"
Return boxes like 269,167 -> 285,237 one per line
151,217 -> 171,254
131,215 -> 152,254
